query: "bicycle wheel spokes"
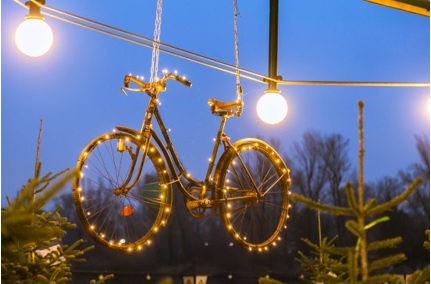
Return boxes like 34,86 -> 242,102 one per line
217,140 -> 291,251
73,133 -> 171,252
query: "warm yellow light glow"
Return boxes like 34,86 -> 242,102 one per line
256,91 -> 288,124
15,18 -> 53,57
427,99 -> 430,114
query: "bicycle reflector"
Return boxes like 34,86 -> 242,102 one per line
120,206 -> 134,217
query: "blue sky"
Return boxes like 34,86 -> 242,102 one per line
1,0 -> 430,205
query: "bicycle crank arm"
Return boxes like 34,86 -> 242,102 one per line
186,198 -> 213,210
214,194 -> 259,205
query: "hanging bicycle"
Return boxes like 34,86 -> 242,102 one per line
72,0 -> 291,253
72,71 -> 292,252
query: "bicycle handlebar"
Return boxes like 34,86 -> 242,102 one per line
123,73 -> 192,93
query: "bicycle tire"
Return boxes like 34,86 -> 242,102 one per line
215,138 -> 291,251
73,132 -> 171,252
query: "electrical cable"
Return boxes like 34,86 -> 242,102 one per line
12,0 -> 430,88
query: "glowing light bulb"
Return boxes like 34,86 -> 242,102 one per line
256,91 -> 288,124
15,18 -> 53,57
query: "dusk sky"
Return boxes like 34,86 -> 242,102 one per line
1,0 -> 430,205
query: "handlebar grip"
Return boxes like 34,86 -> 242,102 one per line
173,75 -> 192,87
124,75 -> 146,88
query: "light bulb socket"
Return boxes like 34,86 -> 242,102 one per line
264,88 -> 281,94
25,0 -> 45,20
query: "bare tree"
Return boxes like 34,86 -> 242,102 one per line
290,131 -> 327,201
399,134 -> 430,219
321,134 -> 351,206
288,131 -> 352,204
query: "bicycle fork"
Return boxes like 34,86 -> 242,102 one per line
113,98 -> 158,195
113,127 -> 152,196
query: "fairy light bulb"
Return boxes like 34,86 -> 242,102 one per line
256,90 -> 288,124
15,1 -> 53,57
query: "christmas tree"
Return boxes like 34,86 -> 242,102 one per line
292,101 -> 427,283
1,120 -> 113,284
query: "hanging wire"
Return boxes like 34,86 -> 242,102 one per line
233,0 -> 243,102
12,0 -> 430,88
15,0 -> 266,84
150,0 -> 163,83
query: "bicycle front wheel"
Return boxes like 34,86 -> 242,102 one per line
215,138 -> 291,251
73,132 -> 171,252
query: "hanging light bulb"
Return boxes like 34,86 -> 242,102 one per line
257,0 -> 288,125
257,89 -> 288,124
15,0 -> 53,57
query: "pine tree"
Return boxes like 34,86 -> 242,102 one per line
1,120 -> 113,284
292,101 -> 425,283
405,230 -> 430,284
295,207 -> 347,283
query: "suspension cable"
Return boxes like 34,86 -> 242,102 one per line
21,0 -> 266,83
12,0 -> 430,88
233,0 -> 243,102
150,0 -> 163,83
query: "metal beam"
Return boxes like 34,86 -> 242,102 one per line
268,0 -> 279,90
364,0 -> 430,17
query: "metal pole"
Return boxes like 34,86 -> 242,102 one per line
268,0 -> 279,90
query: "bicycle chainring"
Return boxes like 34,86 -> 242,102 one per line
184,187 -> 209,218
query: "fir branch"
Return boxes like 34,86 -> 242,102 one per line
327,245 -> 352,257
368,253 -> 407,273
32,170 -> 77,211
364,216 -> 390,230
362,274 -> 404,284
62,240 -> 94,262
291,193 -> 355,216
345,220 -> 363,240
367,237 -> 403,252
363,198 -> 376,213
34,169 -> 69,195
7,179 -> 41,211
346,248 -> 359,283
346,182 -> 360,215
424,230 -> 430,251
367,177 -> 422,216
90,274 -> 115,284
407,267 -> 430,284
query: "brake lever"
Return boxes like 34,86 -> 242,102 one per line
120,87 -> 128,96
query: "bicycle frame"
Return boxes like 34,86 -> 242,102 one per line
115,88 -> 233,207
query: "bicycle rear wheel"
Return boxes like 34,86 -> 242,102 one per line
73,132 -> 171,252
215,138 -> 291,251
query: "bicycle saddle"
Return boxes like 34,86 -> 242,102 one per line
208,98 -> 243,116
